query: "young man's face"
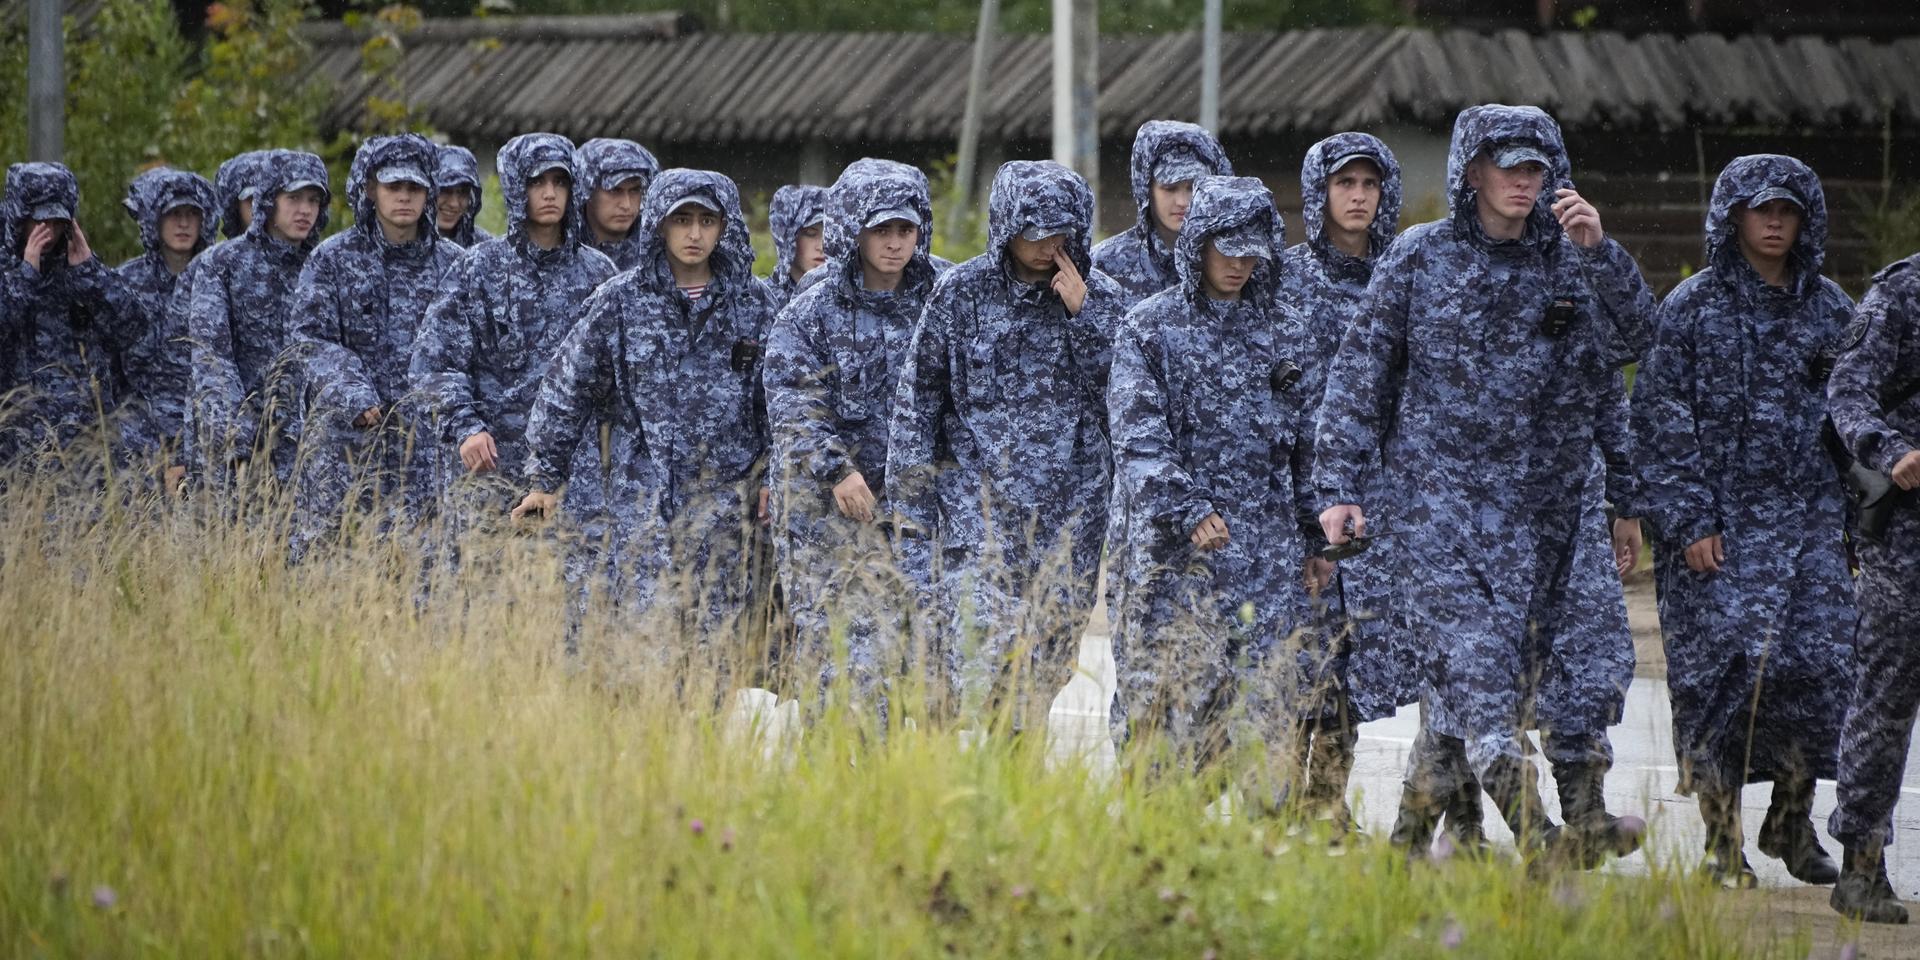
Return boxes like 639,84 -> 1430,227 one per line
660,203 -> 722,269
436,186 -> 471,232
858,219 -> 918,280
269,186 -> 324,243
159,206 -> 203,255
1007,233 -> 1065,275
1737,198 -> 1802,263
586,178 -> 645,239
1150,179 -> 1195,235
792,224 -> 826,278
1466,156 -> 1545,223
1201,242 -> 1256,298
1328,159 -> 1383,236
372,180 -> 427,231
525,170 -> 571,228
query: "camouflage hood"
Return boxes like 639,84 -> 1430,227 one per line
497,132 -> 580,243
768,183 -> 827,283
822,158 -> 936,292
1124,120 -> 1232,237
245,149 -> 332,253
987,159 -> 1095,277
1173,175 -> 1288,301
122,166 -> 219,255
214,150 -> 272,240
1445,104 -> 1572,248
1705,153 -> 1829,298
345,133 -> 440,242
637,168 -> 757,293
1298,131 -> 1402,262
1,161 -> 79,260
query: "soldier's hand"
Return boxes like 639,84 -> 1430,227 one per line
1319,504 -> 1366,545
1893,450 -> 1920,491
1051,249 -> 1088,316
511,490 -> 556,521
833,471 -> 876,524
1684,533 -> 1724,574
22,222 -> 54,272
758,487 -> 771,526
1552,189 -> 1604,248
1190,512 -> 1229,551
1612,516 -> 1643,577
162,463 -> 187,495
354,405 -> 382,428
459,430 -> 497,473
66,221 -> 93,266
1304,555 -> 1335,597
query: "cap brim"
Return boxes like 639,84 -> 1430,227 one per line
1018,225 -> 1071,242
528,159 -> 572,179
1209,234 -> 1273,260
1747,185 -> 1805,210
802,213 -> 827,229
599,171 -> 650,191
1492,146 -> 1551,170
1152,158 -> 1211,186
374,165 -> 430,187
863,207 -> 922,229
28,202 -> 73,221
665,195 -> 721,217
280,180 -> 328,195
1328,152 -> 1382,176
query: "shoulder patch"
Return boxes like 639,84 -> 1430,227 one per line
1842,308 -> 1871,353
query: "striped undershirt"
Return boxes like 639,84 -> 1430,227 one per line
680,282 -> 708,302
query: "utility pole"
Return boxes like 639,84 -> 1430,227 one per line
1200,0 -> 1221,133
1051,0 -> 1098,232
951,0 -> 1000,244
29,0 -> 64,162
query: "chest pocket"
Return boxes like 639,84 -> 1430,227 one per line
956,337 -> 999,407
340,297 -> 384,353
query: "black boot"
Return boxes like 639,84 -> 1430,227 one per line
1697,788 -> 1757,889
1831,845 -> 1909,924
1757,777 -> 1839,885
1388,781 -> 1444,861
1552,763 -> 1645,869
1481,756 -> 1559,858
1439,778 -> 1488,855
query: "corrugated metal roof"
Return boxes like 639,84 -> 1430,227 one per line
299,18 -> 1920,143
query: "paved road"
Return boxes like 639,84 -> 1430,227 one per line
1044,634 -> 1920,899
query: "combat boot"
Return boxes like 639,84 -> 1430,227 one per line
1756,777 -> 1839,885
1698,788 -> 1758,889
1552,762 -> 1646,869
1438,779 -> 1488,855
1830,845 -> 1909,924
1388,781 -> 1445,862
1481,756 -> 1559,857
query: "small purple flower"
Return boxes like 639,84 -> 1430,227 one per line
1431,833 -> 1456,863
1009,884 -> 1030,899
1158,886 -> 1178,903
689,819 -> 705,837
1202,950 -> 1218,960
1551,880 -> 1586,910
1838,942 -> 1859,960
1440,918 -> 1465,951
91,885 -> 117,910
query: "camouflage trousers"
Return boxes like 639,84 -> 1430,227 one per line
1828,518 -> 1920,850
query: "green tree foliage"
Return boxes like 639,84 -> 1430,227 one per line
419,0 -> 1405,33
0,0 -> 328,263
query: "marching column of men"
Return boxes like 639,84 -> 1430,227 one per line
3,101 -> 1917,923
